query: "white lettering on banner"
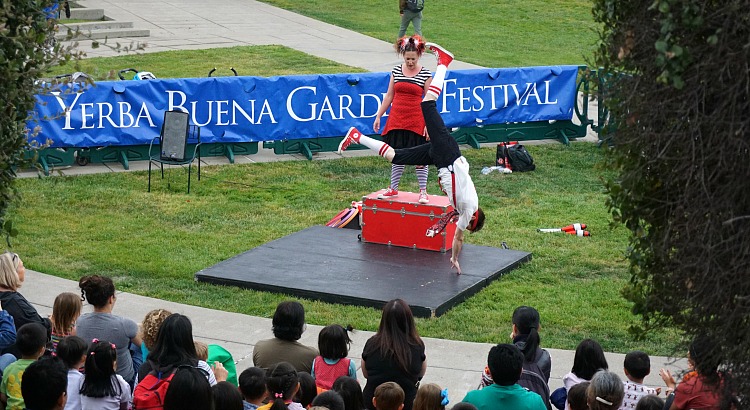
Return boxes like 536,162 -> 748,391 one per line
98,103 -> 118,128
287,86 -> 316,121
339,95 -> 355,119
118,102 -> 135,128
216,101 -> 229,126
258,100 -> 276,124
522,83 -> 542,106
543,81 -> 559,105
458,87 -> 472,112
440,79 -> 560,113
41,72 -> 569,143
359,94 -> 382,118
80,103 -> 95,129
136,103 -> 155,127
287,86 -> 383,121
50,91 -> 84,130
168,90 -> 277,126
471,87 -> 485,111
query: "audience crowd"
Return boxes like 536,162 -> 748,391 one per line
0,262 -> 733,410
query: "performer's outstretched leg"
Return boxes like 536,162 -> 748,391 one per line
338,127 -> 395,160
425,43 -> 453,99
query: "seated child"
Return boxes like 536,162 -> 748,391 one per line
462,344 -> 547,410
312,325 -> 356,392
634,395 -> 664,410
239,367 -> 267,410
373,382 -> 405,410
213,380 -> 245,410
567,382 -> 590,410
21,357 -> 68,410
0,323 -> 48,410
55,335 -> 88,410
196,340 -> 239,386
296,372 -> 318,408
311,390 -> 345,410
619,351 -> 659,410
451,405 -> 478,410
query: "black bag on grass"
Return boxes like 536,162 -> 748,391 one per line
508,144 -> 536,172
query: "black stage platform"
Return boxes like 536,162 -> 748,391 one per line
195,226 -> 531,317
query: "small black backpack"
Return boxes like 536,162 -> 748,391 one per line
405,0 -> 424,12
508,144 -> 536,172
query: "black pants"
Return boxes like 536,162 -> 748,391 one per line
392,100 -> 461,169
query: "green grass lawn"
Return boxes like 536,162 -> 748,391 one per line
49,45 -> 366,80
10,144 -> 680,355
254,0 -> 598,68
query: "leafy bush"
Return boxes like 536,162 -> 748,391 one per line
593,0 -> 749,406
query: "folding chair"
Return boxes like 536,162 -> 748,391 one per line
148,110 -> 201,193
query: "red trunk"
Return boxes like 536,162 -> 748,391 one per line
361,191 -> 456,252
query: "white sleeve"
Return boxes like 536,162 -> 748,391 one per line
198,360 -> 218,386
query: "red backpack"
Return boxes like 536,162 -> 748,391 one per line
132,369 -> 176,410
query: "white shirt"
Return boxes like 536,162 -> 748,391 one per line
65,369 -> 83,410
438,156 -> 478,231
79,374 -> 131,410
619,380 -> 658,410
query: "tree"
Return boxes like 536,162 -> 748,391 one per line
1,0 -> 74,242
593,0 -> 749,406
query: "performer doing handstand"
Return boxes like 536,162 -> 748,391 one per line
338,43 -> 485,274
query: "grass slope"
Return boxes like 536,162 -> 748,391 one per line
254,0 -> 598,67
11,144 -> 678,355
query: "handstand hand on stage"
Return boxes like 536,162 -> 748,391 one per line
338,43 -> 485,274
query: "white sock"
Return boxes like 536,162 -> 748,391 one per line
427,65 -> 446,98
359,135 -> 394,158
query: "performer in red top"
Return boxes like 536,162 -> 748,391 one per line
372,35 -> 433,204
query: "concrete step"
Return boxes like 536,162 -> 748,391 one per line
55,27 -> 150,40
67,7 -> 104,20
60,20 -> 134,31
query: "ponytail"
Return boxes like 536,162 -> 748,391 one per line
267,362 -> 299,410
523,327 -> 541,362
512,306 -> 542,362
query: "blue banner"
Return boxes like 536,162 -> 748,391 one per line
30,66 -> 579,147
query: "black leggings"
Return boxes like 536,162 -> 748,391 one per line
392,100 -> 461,169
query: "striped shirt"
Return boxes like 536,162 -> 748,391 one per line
393,65 -> 431,88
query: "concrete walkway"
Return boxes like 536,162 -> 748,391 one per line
23,0 -> 687,405
72,0 -> 480,73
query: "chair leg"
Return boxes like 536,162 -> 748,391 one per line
187,163 -> 192,194
148,161 -> 152,192
161,163 -> 164,179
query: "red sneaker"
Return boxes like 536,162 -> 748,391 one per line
377,187 -> 399,199
426,42 -> 454,67
338,127 -> 362,153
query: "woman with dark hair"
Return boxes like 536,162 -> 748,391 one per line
76,274 -> 141,387
562,339 -> 609,409
213,380 -> 244,410
138,313 -> 223,386
253,301 -> 318,373
164,365 -> 214,410
478,306 -> 552,409
333,375 -> 366,410
361,299 -> 426,410
659,335 -> 731,410
371,35 -> 433,204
